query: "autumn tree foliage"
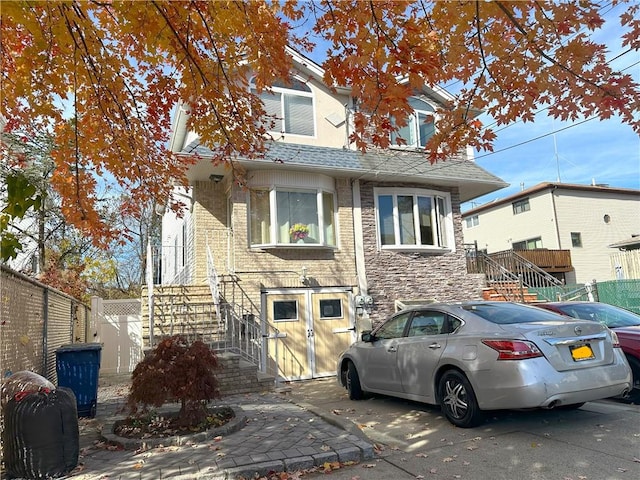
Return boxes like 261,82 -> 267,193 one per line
1,1 -> 638,251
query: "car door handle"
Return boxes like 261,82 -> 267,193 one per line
428,343 -> 441,349
387,346 -> 397,353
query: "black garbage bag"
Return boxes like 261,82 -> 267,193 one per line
1,370 -> 55,409
2,387 -> 79,479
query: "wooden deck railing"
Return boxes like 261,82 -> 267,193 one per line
514,249 -> 572,272
464,247 -> 572,275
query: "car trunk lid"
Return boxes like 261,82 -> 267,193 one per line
501,321 -> 613,371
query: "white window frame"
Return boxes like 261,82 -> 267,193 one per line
465,215 -> 479,228
249,186 -> 337,248
251,76 -> 316,138
374,187 -> 455,253
390,97 -> 437,149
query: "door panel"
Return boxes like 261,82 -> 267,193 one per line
400,310 -> 448,397
265,293 -> 310,380
361,338 -> 402,392
398,336 -> 446,398
311,292 -> 353,377
264,289 -> 355,382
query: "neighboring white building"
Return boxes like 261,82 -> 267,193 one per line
462,182 -> 640,284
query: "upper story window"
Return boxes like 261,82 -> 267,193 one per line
251,77 -> 315,137
512,198 -> 530,215
249,187 -> 336,248
465,215 -> 479,228
390,97 -> 436,149
375,187 -> 454,252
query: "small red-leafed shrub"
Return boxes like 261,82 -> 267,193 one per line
127,335 -> 220,427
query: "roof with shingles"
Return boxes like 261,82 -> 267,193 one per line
182,140 -> 507,203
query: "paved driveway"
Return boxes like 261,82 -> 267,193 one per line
286,378 -> 640,480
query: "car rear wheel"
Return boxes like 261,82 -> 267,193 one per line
438,370 -> 483,428
624,356 -> 640,403
346,361 -> 364,400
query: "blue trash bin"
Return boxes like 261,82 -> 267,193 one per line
55,343 -> 102,417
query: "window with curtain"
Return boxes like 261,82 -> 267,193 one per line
252,77 -> 315,136
375,188 -> 453,250
390,97 -> 436,148
249,187 -> 337,247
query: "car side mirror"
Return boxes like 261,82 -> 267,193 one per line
361,331 -> 374,342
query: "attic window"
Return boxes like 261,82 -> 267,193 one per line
390,97 -> 436,149
251,77 -> 315,137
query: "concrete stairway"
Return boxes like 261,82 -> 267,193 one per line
216,352 -> 275,396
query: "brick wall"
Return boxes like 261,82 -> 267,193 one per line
192,180 -> 229,285
358,181 -> 486,325
215,352 -> 274,396
196,178 -> 358,309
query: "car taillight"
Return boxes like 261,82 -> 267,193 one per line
482,339 -> 543,360
610,330 -> 621,348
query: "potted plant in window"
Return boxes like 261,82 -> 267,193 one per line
289,223 -> 309,243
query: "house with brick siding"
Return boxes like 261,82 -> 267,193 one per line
157,49 -> 507,381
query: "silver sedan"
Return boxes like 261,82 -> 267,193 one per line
337,301 -> 631,428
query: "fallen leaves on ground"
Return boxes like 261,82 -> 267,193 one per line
236,460 -> 359,479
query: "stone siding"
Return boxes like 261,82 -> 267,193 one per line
359,181 -> 485,326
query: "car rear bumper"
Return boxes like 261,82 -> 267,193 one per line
471,354 -> 632,410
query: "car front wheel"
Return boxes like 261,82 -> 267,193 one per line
346,361 -> 364,400
438,370 -> 483,428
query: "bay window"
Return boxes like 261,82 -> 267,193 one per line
375,188 -> 453,251
250,187 -> 336,247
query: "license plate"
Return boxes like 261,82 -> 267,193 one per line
570,344 -> 595,361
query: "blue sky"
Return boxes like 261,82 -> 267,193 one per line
459,2 -> 640,211
297,2 -> 640,212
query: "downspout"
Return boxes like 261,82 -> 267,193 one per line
344,103 -> 350,149
550,185 -> 562,248
352,179 -> 367,296
352,179 -> 372,331
42,288 -> 49,378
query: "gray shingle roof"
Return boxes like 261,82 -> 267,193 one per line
182,140 -> 507,202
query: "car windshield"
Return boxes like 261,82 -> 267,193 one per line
554,303 -> 640,328
463,302 -> 564,324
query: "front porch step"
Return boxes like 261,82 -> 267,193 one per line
482,287 -> 539,303
216,352 -> 274,396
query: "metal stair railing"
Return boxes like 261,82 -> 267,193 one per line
481,250 -> 564,302
557,281 -> 598,302
206,241 -> 282,385
214,302 -> 282,384
479,253 -> 525,301
509,251 -> 564,289
147,286 -> 222,347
